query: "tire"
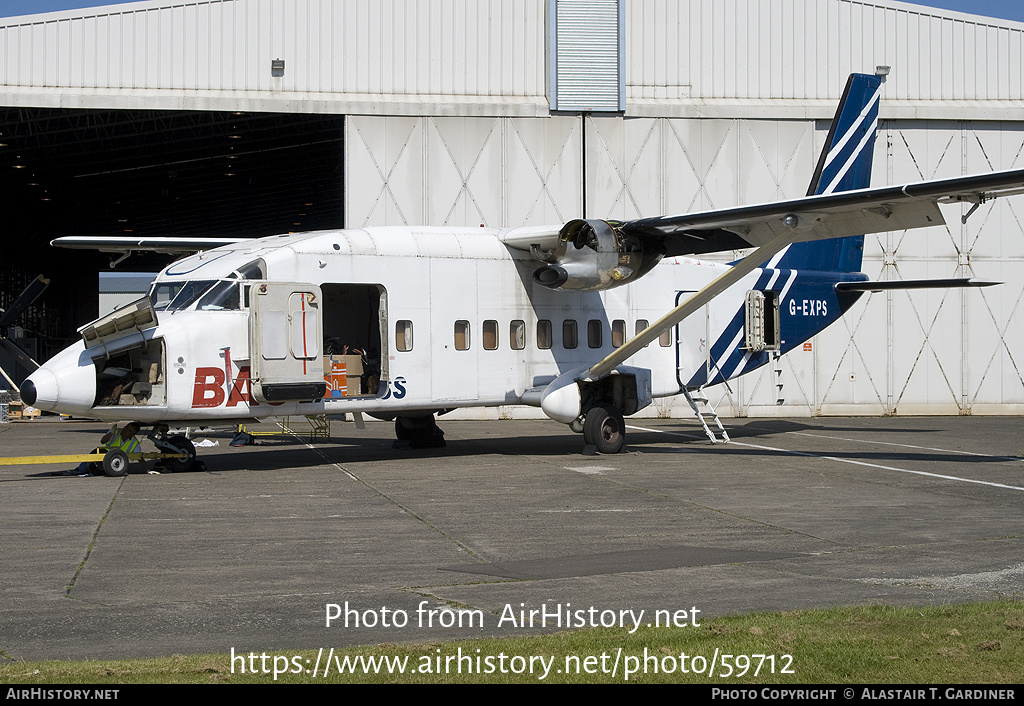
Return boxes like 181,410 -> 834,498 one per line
165,435 -> 197,472
102,448 -> 129,477
583,404 -> 625,454
394,417 -> 415,441
395,416 -> 445,448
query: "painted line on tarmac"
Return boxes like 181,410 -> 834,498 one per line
774,429 -> 1021,462
626,425 -> 1024,492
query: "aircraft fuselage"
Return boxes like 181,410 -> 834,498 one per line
25,226 -> 861,426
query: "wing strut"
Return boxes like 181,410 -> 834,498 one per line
587,232 -> 794,380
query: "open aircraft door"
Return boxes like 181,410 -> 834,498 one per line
249,282 -> 327,403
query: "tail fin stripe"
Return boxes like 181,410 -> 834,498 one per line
767,246 -> 790,269
822,86 -> 881,171
823,114 -> 879,195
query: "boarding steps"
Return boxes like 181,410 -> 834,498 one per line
772,351 -> 785,405
682,387 -> 730,444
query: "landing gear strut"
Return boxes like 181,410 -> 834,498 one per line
150,425 -> 202,471
394,415 -> 446,449
582,403 -> 625,454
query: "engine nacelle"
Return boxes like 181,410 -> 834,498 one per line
532,219 -> 663,292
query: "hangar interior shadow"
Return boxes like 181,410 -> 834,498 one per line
0,107 -> 345,374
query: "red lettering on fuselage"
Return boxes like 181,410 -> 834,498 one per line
226,367 -> 257,407
192,367 -> 226,408
193,365 -> 261,408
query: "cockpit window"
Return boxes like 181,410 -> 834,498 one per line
149,282 -> 183,310
150,280 -> 215,312
197,280 -> 241,311
149,260 -> 264,312
238,260 -> 266,280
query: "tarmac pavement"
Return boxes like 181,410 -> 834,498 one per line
1,415 -> 1022,662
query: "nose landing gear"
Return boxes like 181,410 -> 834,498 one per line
150,425 -> 202,472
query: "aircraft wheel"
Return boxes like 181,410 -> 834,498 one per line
583,404 -> 625,454
102,449 -> 129,477
394,416 -> 446,448
394,417 -> 416,441
165,435 -> 197,472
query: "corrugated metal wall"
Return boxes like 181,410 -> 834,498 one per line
4,0 -> 1023,117
0,0 -> 549,113
625,0 -> 1024,108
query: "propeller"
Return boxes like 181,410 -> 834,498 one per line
0,275 -> 50,386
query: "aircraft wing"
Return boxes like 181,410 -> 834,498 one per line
51,236 -> 246,254
617,167 -> 1024,256
586,167 -> 1024,379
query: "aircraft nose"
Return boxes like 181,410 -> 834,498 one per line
21,343 -> 96,413
19,377 -> 38,406
21,367 -> 57,409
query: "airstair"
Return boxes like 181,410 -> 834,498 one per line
682,387 -> 730,443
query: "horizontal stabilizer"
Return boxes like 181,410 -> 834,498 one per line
835,278 -> 1001,293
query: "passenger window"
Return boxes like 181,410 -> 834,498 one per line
510,320 -> 526,350
537,320 -> 552,350
636,319 -> 649,347
659,329 -> 672,347
483,320 -> 498,350
562,320 -> 578,349
396,320 -> 413,352
588,320 -> 602,348
612,320 -> 625,348
455,320 -> 471,350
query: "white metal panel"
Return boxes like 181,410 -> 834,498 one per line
586,116 -> 814,222
425,118 -> 504,227
799,119 -> 1024,416
504,117 -> 583,226
347,116 -> 583,229
347,116 -> 426,227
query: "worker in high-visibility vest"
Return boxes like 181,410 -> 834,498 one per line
56,422 -> 151,476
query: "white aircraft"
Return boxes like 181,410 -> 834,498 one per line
15,74 -> 1024,470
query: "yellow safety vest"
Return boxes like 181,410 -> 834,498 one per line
104,431 -> 141,455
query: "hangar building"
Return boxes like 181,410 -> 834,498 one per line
1,0 -> 1023,417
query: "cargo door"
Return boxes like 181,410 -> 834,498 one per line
249,282 -> 327,403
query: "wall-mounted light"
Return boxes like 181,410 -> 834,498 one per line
875,65 -> 890,76
271,59 -> 285,77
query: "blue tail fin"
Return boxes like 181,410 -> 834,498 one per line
773,73 -> 882,273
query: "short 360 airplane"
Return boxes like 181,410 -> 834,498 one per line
14,74 -> 1024,468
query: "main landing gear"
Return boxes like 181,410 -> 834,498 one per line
581,403 -> 626,455
393,414 -> 446,449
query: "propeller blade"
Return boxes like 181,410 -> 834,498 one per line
0,336 -> 40,377
0,275 -> 50,331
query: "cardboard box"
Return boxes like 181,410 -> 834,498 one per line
323,355 -> 364,397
